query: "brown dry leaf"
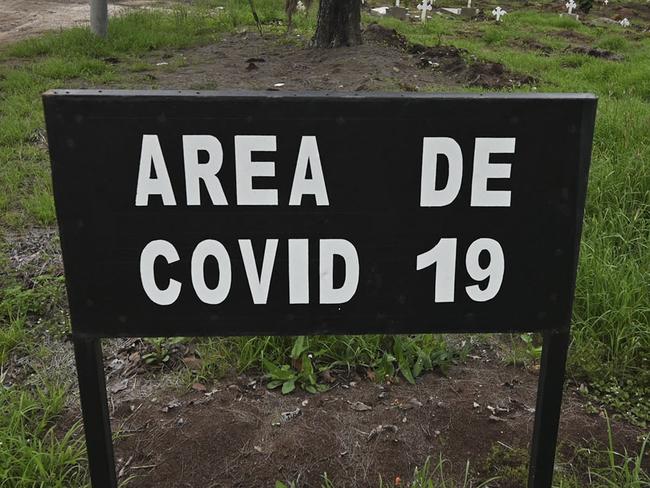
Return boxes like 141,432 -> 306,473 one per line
182,355 -> 202,371
365,368 -> 376,381
321,370 -> 336,384
192,382 -> 207,392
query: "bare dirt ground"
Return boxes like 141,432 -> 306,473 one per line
0,0 -> 171,44
90,25 -> 534,93
108,348 -> 645,487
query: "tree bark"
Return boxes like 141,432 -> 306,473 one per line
312,0 -> 362,48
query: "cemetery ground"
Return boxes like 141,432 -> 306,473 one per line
0,0 -> 649,486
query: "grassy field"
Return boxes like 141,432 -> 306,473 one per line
0,0 -> 648,486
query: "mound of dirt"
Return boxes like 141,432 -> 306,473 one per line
110,349 -> 646,487
365,23 -> 535,89
569,46 -> 624,61
363,22 -> 411,50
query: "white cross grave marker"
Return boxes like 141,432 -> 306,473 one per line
467,0 -> 472,8
566,0 -> 577,15
604,0 -> 608,5
492,6 -> 507,21
620,17 -> 630,27
395,0 -> 400,7
417,0 -> 432,23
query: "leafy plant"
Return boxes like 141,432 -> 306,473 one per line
142,337 -> 185,365
264,336 -> 328,394
504,333 -> 542,367
388,335 -> 459,384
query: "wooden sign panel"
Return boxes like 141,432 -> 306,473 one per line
44,91 -> 596,338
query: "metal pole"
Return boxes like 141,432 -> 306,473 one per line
90,0 -> 108,38
528,329 -> 570,488
74,337 -> 117,488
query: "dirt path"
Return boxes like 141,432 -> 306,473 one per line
0,0 -> 169,45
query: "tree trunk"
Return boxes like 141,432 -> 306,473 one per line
312,0 -> 362,48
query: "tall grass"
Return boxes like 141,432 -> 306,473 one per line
0,384 -> 88,487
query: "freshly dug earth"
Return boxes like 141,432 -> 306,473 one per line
127,25 -> 535,92
110,349 -> 645,487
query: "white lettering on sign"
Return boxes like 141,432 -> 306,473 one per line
420,137 -> 463,207
139,239 -> 360,305
191,240 -> 232,305
140,240 -> 182,305
136,134 -> 514,307
416,238 -> 457,303
135,135 -> 177,206
289,136 -> 329,206
183,135 -> 227,205
417,136 -> 513,302
416,238 -> 505,303
135,134 -> 330,206
420,137 -> 515,207
465,238 -> 504,302
319,239 -> 360,304
288,239 -> 309,304
239,239 -> 278,304
235,135 -> 278,205
471,138 -> 515,207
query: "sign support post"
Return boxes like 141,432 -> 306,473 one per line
90,0 -> 108,38
73,337 -> 117,488
528,329 -> 571,487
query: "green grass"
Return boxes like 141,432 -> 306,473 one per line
0,384 -> 88,487
378,6 -> 650,427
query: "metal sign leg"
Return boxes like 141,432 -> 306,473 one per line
73,337 -> 118,488
528,329 -> 570,488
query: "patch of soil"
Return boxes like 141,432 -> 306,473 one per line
538,0 -> 650,21
568,46 -> 624,61
611,3 -> 650,23
554,29 -> 593,43
137,25 -> 533,93
371,23 -> 536,89
111,351 -> 646,487
3,228 -> 63,285
519,38 -> 554,56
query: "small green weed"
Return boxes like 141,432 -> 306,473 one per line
142,337 -> 186,366
581,379 -> 650,429
263,336 -> 327,394
405,455 -> 498,488
503,333 -> 542,367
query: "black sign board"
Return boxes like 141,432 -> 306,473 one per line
44,90 -> 596,488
